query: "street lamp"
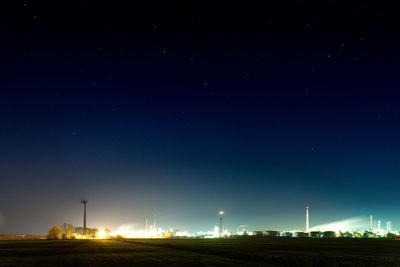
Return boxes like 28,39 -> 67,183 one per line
219,211 -> 224,237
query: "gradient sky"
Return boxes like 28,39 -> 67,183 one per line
1,1 -> 400,234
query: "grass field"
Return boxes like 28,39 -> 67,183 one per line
1,238 -> 400,266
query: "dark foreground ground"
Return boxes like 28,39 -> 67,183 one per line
1,238 -> 400,267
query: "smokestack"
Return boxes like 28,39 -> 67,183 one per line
386,221 -> 392,233
219,211 -> 224,237
306,206 -> 310,233
370,215 -> 373,232
81,200 -> 87,235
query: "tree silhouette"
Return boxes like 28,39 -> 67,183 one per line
47,225 -> 63,240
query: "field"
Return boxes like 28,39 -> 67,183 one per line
1,238 -> 400,266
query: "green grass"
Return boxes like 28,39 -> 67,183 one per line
0,238 -> 400,266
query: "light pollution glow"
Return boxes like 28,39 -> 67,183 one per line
86,216 -> 393,239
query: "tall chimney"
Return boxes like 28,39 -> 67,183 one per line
219,211 -> 224,237
306,206 -> 310,233
370,215 -> 373,232
386,221 -> 391,233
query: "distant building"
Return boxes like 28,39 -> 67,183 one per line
263,231 -> 279,238
294,232 -> 309,238
309,231 -> 322,238
252,231 -> 264,237
322,231 -> 337,238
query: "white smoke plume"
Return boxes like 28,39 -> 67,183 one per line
310,217 -> 368,232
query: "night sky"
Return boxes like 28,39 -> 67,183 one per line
1,1 -> 400,234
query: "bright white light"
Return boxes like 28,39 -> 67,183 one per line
175,231 -> 192,237
111,224 -> 161,238
96,229 -> 107,239
219,211 -> 224,215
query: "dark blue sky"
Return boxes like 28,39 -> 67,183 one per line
1,1 -> 400,233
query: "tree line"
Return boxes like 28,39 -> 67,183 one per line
47,223 -> 110,239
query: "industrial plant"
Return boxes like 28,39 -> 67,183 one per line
46,203 -> 400,240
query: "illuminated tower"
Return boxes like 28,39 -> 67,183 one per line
306,206 -> 310,233
81,200 -> 87,235
219,211 -> 224,237
377,220 -> 381,231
